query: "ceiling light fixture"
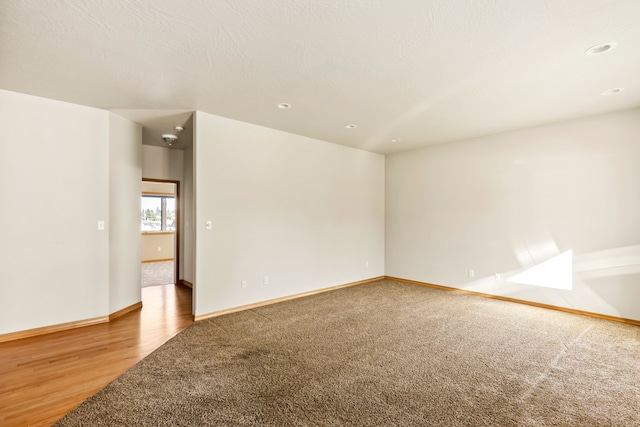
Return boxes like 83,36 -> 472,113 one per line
344,124 -> 357,129
277,103 -> 292,109
391,139 -> 401,143
174,126 -> 184,132
162,134 -> 179,146
601,87 -> 624,96
585,41 -> 617,55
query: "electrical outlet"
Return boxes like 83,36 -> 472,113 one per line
495,273 -> 501,280
263,276 -> 269,285
468,269 -> 475,278
365,260 -> 369,268
241,280 -> 247,288
97,221 -> 105,230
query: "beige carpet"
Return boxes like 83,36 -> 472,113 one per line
55,280 -> 640,426
141,261 -> 174,287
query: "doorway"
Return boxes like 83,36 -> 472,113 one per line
141,179 -> 180,287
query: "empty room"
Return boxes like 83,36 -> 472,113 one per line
1,1 -> 639,426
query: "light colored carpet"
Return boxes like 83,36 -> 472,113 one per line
55,280 -> 640,426
141,261 -> 174,287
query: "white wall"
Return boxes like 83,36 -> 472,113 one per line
141,145 -> 184,182
7,88 -> 635,333
109,113 -> 142,313
0,90 -> 110,334
182,145 -> 195,285
386,108 -> 640,321
194,112 -> 385,317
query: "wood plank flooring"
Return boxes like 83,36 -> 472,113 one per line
0,284 -> 193,427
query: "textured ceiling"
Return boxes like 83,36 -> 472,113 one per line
1,0 -> 639,154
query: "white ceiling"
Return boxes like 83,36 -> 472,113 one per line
1,0 -> 639,154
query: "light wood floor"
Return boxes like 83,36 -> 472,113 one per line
0,284 -> 193,427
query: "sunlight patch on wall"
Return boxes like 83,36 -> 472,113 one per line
508,250 -> 573,290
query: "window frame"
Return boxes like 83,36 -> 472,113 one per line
141,193 -> 176,233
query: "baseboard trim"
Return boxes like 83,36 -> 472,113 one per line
108,301 -> 143,321
141,258 -> 174,264
0,316 -> 109,343
386,276 -> 640,327
195,276 -> 384,321
0,302 -> 144,343
177,279 -> 193,289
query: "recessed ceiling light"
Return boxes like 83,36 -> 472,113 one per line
585,41 -> 617,55
344,124 -> 357,129
174,126 -> 184,132
277,103 -> 292,109
601,87 -> 624,96
391,139 -> 401,143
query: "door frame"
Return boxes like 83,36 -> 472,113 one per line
141,178 -> 180,285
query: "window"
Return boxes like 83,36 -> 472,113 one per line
141,195 -> 175,232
